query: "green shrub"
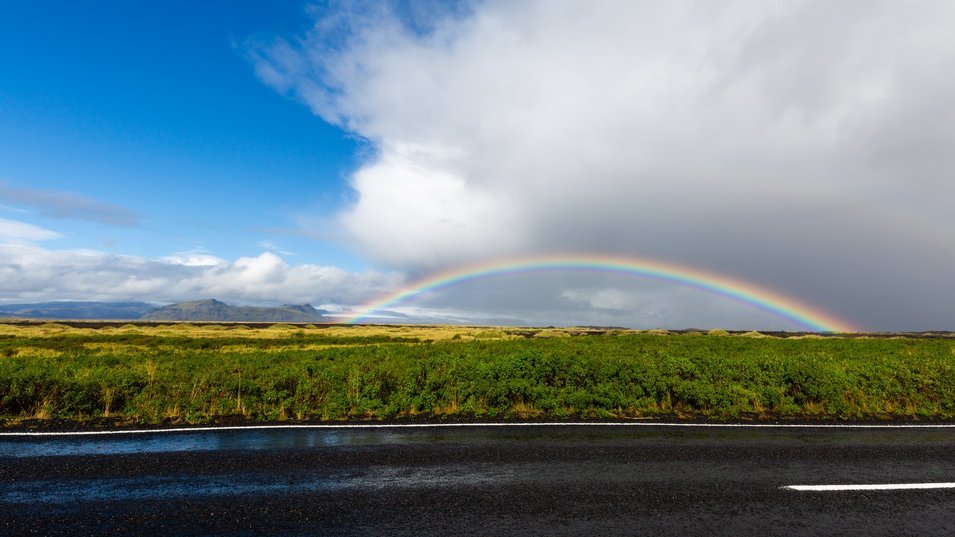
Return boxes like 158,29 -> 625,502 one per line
1,327 -> 954,425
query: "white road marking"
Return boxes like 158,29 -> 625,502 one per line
2,421 -> 955,437
783,483 -> 955,491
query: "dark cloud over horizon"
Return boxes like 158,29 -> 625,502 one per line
247,0 -> 955,330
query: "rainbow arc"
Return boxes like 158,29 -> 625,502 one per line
344,255 -> 857,332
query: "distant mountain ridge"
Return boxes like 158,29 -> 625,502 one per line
0,299 -> 327,322
0,301 -> 158,320
139,299 -> 327,322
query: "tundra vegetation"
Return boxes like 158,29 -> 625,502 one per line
1,322 -> 953,428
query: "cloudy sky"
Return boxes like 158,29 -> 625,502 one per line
2,0 -> 954,330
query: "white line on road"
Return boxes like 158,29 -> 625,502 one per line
783,483 -> 955,491
3,421 -> 955,437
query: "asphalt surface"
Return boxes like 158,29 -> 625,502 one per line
1,425 -> 954,536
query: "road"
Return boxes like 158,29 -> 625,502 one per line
1,424 -> 954,536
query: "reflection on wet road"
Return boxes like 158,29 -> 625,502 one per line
2,425 -> 955,535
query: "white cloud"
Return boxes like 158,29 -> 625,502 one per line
338,147 -> 524,267
162,253 -> 227,267
256,240 -> 297,256
0,243 -> 400,307
248,1 -> 955,330
561,288 -> 644,311
0,217 -> 62,242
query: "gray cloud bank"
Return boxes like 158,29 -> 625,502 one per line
249,0 -> 955,330
0,184 -> 141,227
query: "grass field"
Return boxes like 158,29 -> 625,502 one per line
1,322 -> 954,428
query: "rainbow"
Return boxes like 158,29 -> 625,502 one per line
344,255 -> 857,332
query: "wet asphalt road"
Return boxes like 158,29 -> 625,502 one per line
1,424 -> 954,536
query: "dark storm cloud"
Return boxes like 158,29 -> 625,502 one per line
251,1 -> 955,330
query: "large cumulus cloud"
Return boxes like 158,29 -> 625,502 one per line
250,0 -> 955,330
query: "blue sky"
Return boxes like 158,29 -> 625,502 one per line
0,1 -> 363,268
1,1 -> 954,330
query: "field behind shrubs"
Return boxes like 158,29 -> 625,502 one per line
1,322 -> 954,427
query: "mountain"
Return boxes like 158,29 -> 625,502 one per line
139,299 -> 327,322
0,301 -> 158,320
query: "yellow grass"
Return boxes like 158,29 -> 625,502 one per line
0,320 -> 640,343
